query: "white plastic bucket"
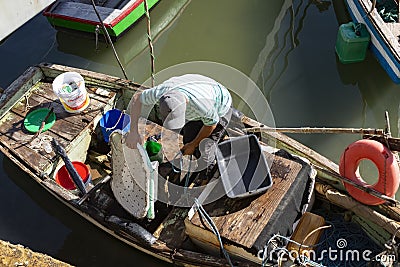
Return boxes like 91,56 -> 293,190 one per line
52,72 -> 90,113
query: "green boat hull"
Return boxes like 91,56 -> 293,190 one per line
45,0 -> 159,38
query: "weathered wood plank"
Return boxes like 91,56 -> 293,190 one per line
0,67 -> 43,119
0,137 -> 52,174
0,140 -> 45,183
363,134 -> 400,151
242,116 -> 339,174
8,102 -> 85,142
32,81 -> 117,119
42,178 -> 78,201
39,63 -> 141,92
13,92 -> 90,128
0,111 -> 69,159
48,114 -> 86,141
189,153 -> 303,248
86,85 -> 117,104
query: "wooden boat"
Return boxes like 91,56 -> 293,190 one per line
344,0 -> 400,83
43,0 -> 160,39
1,63 -> 400,266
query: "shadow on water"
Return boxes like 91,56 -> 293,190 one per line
1,156 -> 168,267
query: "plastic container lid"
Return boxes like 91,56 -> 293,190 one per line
55,161 -> 91,190
338,22 -> 370,43
24,108 -> 56,133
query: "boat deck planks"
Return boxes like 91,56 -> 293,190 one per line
189,153 -> 303,249
0,77 -> 115,177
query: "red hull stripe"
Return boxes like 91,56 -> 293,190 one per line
43,0 -> 144,28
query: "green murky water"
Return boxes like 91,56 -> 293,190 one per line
0,0 -> 399,266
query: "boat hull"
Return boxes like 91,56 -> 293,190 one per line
0,63 -> 397,267
344,0 -> 400,83
43,0 -> 160,38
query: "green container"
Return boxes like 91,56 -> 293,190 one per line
144,141 -> 163,163
335,22 -> 370,64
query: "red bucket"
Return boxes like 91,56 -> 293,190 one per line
55,161 -> 91,190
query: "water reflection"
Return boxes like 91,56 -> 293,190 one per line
54,0 -> 191,80
1,0 -> 400,265
257,0 -> 333,100
1,156 -> 69,257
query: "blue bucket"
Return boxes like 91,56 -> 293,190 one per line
99,109 -> 131,142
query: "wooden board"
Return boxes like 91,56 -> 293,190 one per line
0,78 -> 115,177
188,152 -> 303,249
287,212 -> 325,257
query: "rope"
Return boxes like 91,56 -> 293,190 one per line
260,212 -> 385,267
172,152 -> 183,173
143,0 -> 156,87
105,110 -> 125,131
369,0 -> 377,13
90,0 -> 128,80
314,212 -> 382,267
194,198 -> 234,267
261,234 -> 327,267
353,22 -> 363,36
172,152 -> 193,194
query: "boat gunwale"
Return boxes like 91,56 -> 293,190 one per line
42,0 -> 159,30
2,63 -> 400,266
358,0 -> 400,59
346,0 -> 400,82
0,63 -> 261,267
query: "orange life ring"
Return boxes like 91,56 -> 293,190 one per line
339,139 -> 400,205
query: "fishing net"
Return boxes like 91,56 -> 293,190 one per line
376,0 -> 399,23
110,132 -> 157,219
313,211 -> 382,267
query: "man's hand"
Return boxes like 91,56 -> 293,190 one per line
125,131 -> 141,149
181,142 -> 197,156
